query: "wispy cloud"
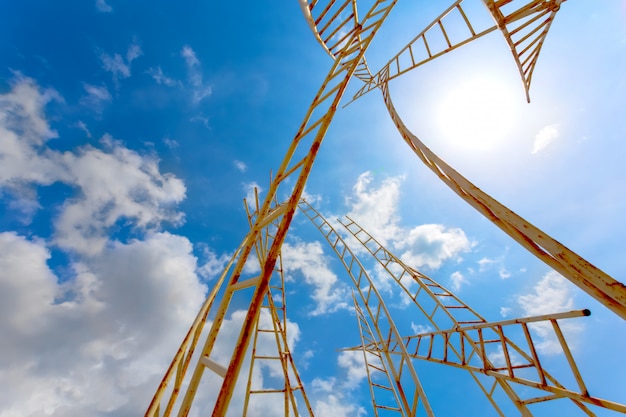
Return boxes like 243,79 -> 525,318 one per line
180,45 -> 212,103
146,66 -> 178,87
81,83 -> 112,111
532,123 -> 560,154
449,270 -> 466,291
75,120 -> 92,138
282,241 -> 350,316
189,115 -> 209,129
234,160 -> 247,173
197,245 -> 231,281
95,0 -> 112,12
98,41 -> 143,85
162,137 -> 179,149
181,45 -> 200,68
517,271 -> 582,354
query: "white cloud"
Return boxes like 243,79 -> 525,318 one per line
301,188 -> 321,204
0,231 -> 207,417
517,271 -> 582,354
311,350 -> 367,417
95,0 -> 112,12
337,350 -> 368,388
314,394 -> 366,417
487,345 -> 522,369
532,123 -> 560,154
180,45 -> 212,103
449,270 -> 466,292
197,245 -> 232,280
181,45 -> 200,67
243,181 -> 262,211
478,257 -> 495,271
0,73 -> 292,417
499,306 -> 512,318
54,135 -> 186,255
477,255 -> 512,279
343,172 -> 472,271
146,66 -> 178,87
346,171 -> 402,246
309,351 -> 368,417
195,308 -> 304,416
2,76 -> 186,255
99,41 -> 143,83
0,75 -> 64,215
234,160 -> 247,172
282,241 -> 350,316
410,322 -> 433,334
498,267 -> 511,279
397,224 -> 472,270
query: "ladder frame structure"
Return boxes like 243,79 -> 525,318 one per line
146,1 -> 626,415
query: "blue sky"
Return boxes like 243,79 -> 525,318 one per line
1,1 -> 625,416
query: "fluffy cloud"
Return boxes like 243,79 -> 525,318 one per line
449,270 -> 466,291
345,171 -> 402,246
54,135 -> 186,255
344,171 -> 472,270
197,245 -> 232,280
0,75 -> 65,216
1,76 -> 186,255
396,224 -> 472,270
187,308 -> 305,416
0,231 -> 207,417
0,74 -> 320,416
517,271 -> 582,354
309,351 -> 368,417
313,393 -> 366,417
531,123 -> 560,154
282,241 -> 350,316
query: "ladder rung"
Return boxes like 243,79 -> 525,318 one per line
229,276 -> 260,292
250,388 -> 286,394
375,404 -> 402,411
200,356 -> 227,378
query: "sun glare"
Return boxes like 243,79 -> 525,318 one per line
435,76 -> 519,152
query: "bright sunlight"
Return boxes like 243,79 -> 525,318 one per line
435,75 -> 520,152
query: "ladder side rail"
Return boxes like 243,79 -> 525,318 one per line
379,77 -> 626,322
298,200 -> 434,416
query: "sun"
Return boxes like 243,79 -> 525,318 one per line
435,75 -> 520,152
